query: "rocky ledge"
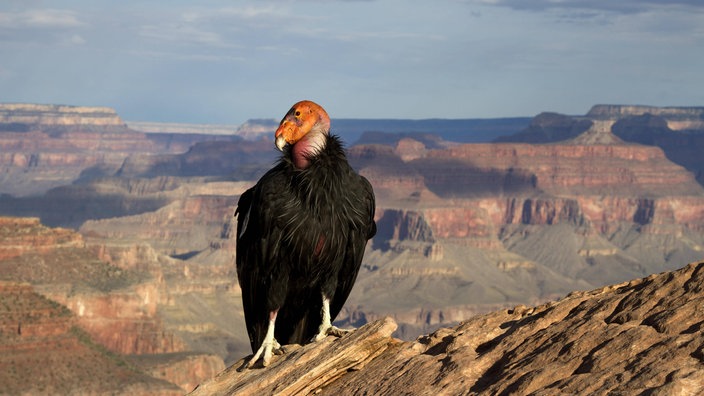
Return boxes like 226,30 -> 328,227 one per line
190,261 -> 704,395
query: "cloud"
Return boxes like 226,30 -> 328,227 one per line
139,24 -> 229,47
332,30 -> 445,43
134,5 -> 295,50
0,9 -> 84,29
61,33 -> 85,45
0,8 -> 87,47
468,0 -> 704,14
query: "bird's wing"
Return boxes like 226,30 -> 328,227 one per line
330,174 -> 376,320
235,167 -> 290,352
235,186 -> 265,352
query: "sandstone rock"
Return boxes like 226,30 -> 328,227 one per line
0,217 -> 226,391
191,261 -> 704,395
498,105 -> 704,187
189,317 -> 399,395
417,142 -> 702,197
0,282 -> 184,395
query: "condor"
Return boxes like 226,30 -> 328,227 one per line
235,100 -> 376,368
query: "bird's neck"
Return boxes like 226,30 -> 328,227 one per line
291,131 -> 328,169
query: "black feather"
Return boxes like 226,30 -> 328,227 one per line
235,135 -> 376,352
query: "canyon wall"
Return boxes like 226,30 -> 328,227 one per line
498,104 -> 704,186
0,282 -> 184,395
0,104 -> 243,197
0,217 -> 225,392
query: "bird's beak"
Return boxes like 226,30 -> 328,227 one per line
274,119 -> 299,152
275,134 -> 287,151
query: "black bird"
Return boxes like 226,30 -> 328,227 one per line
235,100 -> 376,368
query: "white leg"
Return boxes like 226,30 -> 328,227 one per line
312,295 -> 352,342
246,310 -> 281,368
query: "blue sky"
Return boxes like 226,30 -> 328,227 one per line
1,0 -> 703,124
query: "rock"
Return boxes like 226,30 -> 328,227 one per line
189,317 -> 399,395
0,103 -> 245,196
0,282 -> 183,395
498,104 -> 704,187
494,111 -> 592,143
415,142 -> 702,197
587,104 -> 704,130
191,261 -> 704,395
0,216 -> 225,391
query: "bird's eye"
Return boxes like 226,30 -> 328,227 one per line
295,111 -> 301,117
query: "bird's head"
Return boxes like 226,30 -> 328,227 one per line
275,100 -> 331,152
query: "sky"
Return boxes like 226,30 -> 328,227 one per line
1,0 -> 703,125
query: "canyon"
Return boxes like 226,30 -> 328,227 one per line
1,103 -> 704,393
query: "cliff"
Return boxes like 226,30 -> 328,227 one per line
0,282 -> 183,395
416,141 -> 701,197
0,217 -> 225,392
116,139 -> 276,178
0,103 -> 244,196
497,104 -> 704,186
190,261 -> 704,395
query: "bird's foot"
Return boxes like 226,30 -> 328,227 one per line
244,338 -> 281,369
312,324 -> 353,342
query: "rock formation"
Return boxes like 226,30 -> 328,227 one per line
0,282 -> 184,395
190,261 -> 704,395
587,104 -> 704,131
0,217 -> 225,392
497,104 -> 704,186
0,103 -> 126,129
0,103 -> 242,196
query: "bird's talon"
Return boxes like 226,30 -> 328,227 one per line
311,325 -> 353,342
244,337 -> 281,369
327,325 -> 352,337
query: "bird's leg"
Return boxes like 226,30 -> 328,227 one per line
246,310 -> 281,368
311,295 -> 352,342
